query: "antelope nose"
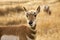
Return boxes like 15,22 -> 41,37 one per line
29,21 -> 33,26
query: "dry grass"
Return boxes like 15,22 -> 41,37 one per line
0,5 -> 27,25
35,0 -> 60,40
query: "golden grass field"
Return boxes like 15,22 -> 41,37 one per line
0,0 -> 60,40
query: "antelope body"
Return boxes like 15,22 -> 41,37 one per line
0,25 -> 35,40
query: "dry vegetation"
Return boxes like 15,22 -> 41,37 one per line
0,5 -> 27,25
35,0 -> 60,40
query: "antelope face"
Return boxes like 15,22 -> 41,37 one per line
23,6 -> 40,27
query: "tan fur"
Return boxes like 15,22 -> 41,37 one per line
0,25 -> 35,40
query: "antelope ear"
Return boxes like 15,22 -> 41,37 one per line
23,7 -> 27,12
36,6 -> 40,13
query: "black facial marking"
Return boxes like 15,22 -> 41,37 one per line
29,21 -> 33,26
34,15 -> 36,17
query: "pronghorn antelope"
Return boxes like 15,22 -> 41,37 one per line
0,25 -> 36,40
23,6 -> 40,40
44,5 -> 51,15
0,6 -> 41,40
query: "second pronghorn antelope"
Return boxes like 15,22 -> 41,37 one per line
44,5 -> 51,15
